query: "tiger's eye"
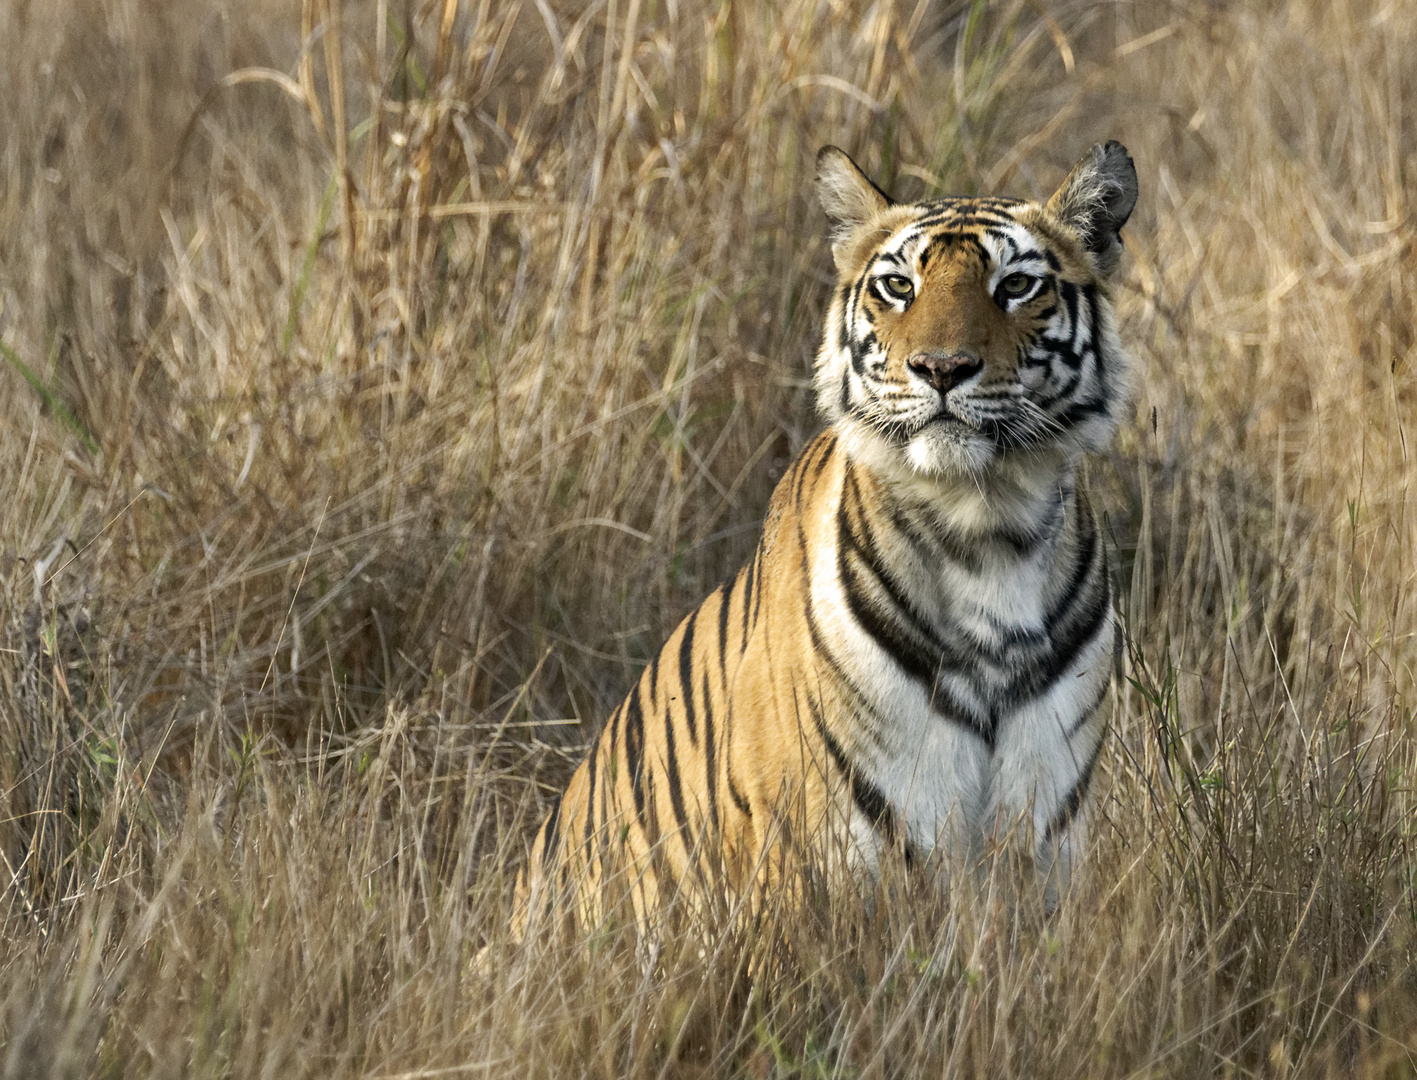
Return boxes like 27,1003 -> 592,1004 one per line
879,274 -> 914,302
1000,273 -> 1034,297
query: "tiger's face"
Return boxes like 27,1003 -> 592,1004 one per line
814,143 -> 1138,477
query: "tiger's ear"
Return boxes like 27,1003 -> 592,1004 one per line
816,146 -> 892,250
1046,141 -> 1138,277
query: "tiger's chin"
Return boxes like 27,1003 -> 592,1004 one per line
837,416 -> 996,481
903,424 -> 997,477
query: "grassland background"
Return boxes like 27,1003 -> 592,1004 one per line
0,0 -> 1414,1075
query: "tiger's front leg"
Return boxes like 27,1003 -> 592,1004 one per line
983,620 -> 1114,908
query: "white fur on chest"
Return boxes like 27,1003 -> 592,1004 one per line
838,554 -> 1076,849
805,458 -> 1109,874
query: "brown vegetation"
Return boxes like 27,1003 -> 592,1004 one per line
1,0 -> 1414,1075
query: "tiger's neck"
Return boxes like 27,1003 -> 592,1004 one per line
829,417 -> 1079,546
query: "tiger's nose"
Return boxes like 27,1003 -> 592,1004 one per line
907,350 -> 983,393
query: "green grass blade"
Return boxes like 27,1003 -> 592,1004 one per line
282,173 -> 339,356
0,338 -> 100,453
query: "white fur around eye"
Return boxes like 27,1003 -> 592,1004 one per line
995,273 -> 1043,308
873,273 -> 915,305
983,227 -> 1050,304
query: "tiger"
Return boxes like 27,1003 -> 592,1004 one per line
515,140 -> 1139,935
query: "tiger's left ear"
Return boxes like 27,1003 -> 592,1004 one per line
816,146 -> 892,227
1046,141 -> 1138,277
816,146 -> 894,270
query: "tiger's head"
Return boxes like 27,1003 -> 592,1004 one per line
813,142 -> 1138,479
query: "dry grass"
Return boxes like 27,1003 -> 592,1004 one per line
0,0 -> 1414,1075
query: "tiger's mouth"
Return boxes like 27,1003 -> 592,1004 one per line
906,400 -> 1062,457
863,387 -> 1028,450
917,400 -> 984,435
860,398 -> 982,444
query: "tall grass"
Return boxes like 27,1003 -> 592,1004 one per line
1,0 -> 1414,1075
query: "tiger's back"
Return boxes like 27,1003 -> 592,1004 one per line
518,141 -> 1138,931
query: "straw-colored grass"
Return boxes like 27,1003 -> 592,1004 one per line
1,0 -> 1414,1075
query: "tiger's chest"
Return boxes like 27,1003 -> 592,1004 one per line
801,491 -> 1111,861
866,587 -> 1114,860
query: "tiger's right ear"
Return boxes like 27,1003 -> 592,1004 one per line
1046,141 -> 1138,277
816,146 -> 892,235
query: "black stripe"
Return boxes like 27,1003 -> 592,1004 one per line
597,738 -> 614,862
799,687 -> 916,863
836,476 -> 946,686
1059,280 -> 1080,338
540,791 -> 563,863
661,696 -> 692,844
1011,584 -> 1108,705
1055,398 -> 1111,428
920,231 -> 988,260
1048,365 -> 1082,400
996,523 -> 1049,556
580,739 -> 600,854
839,551 -> 940,686
623,689 -> 650,830
849,333 -> 876,377
727,758 -> 752,816
1045,735 -> 1103,841
716,580 -> 733,668
641,759 -> 662,848
837,489 -> 1026,739
840,470 -> 945,639
677,609 -> 699,746
915,210 -> 1017,231
814,708 -> 893,843
718,585 -> 752,822
1047,509 -> 1099,626
889,503 -> 983,574
1069,677 -> 1113,738
1046,581 -> 1110,686
751,547 -> 765,627
645,637 -> 662,694
802,502 -> 989,737
792,447 -> 812,508
812,431 -> 837,478
1048,510 -> 1099,649
1085,286 -> 1102,361
799,542 -> 930,731
701,661 -> 719,830
604,696 -> 621,780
